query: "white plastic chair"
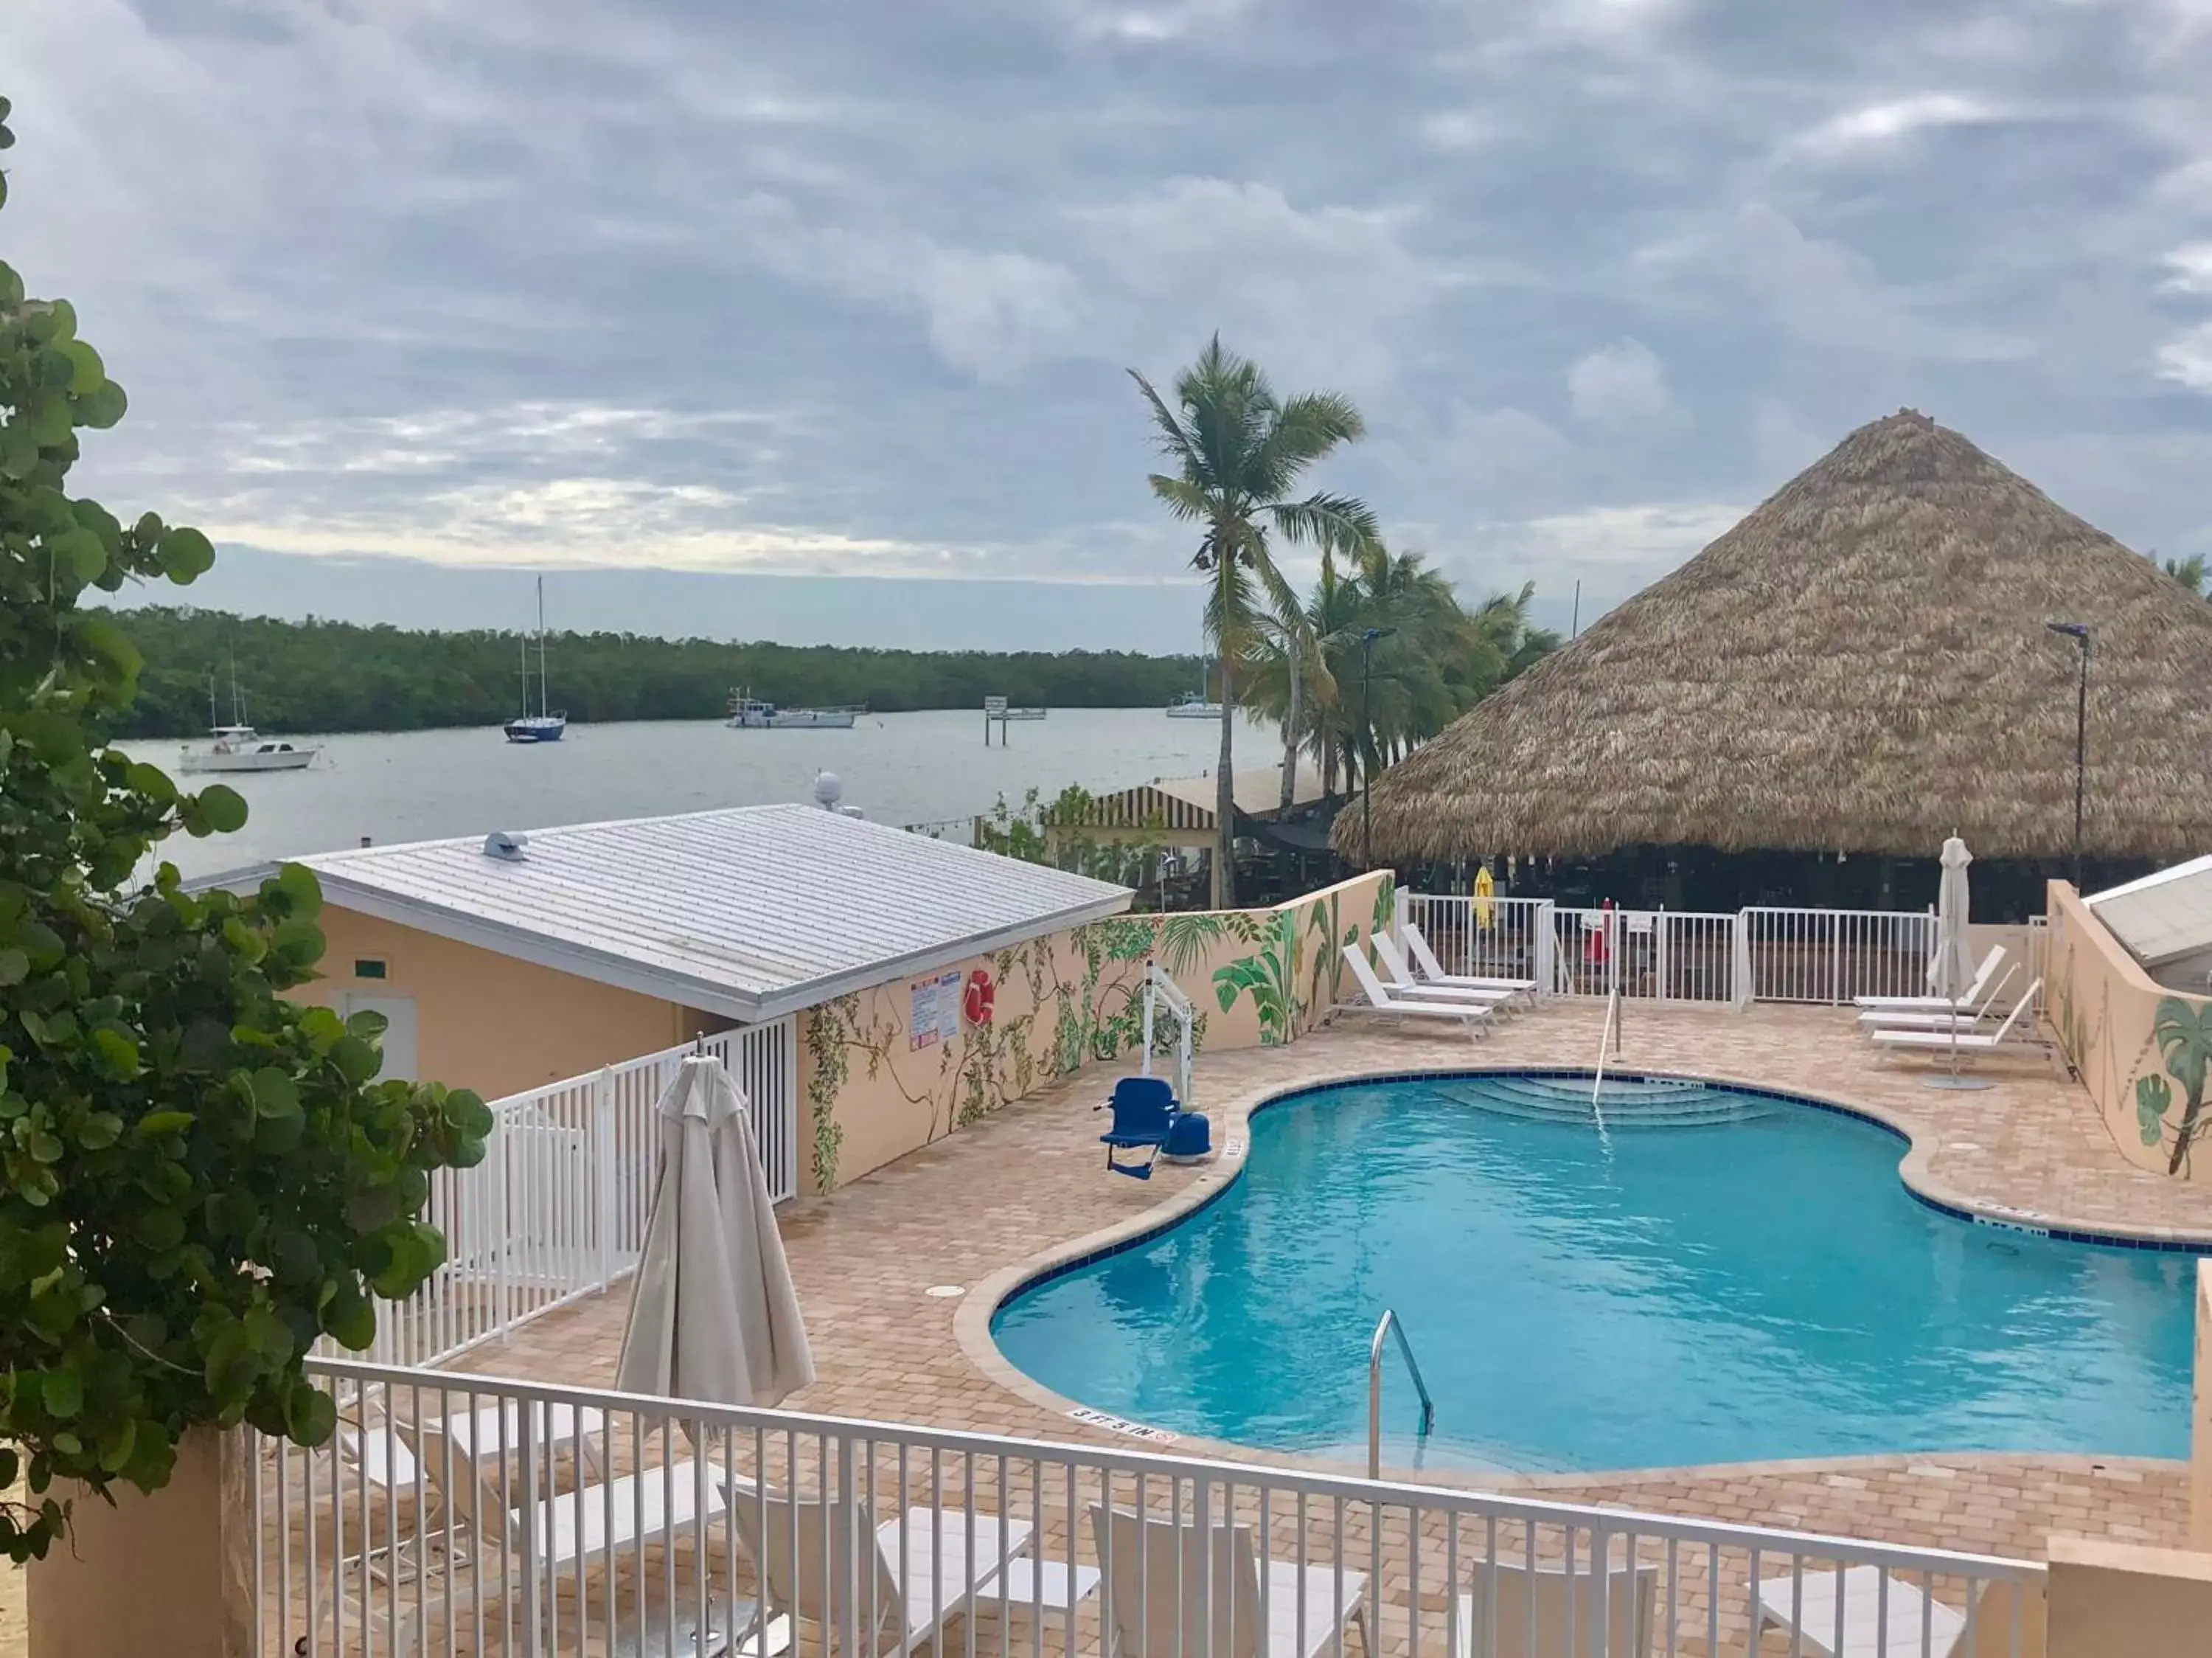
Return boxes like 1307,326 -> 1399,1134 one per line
1754,1564 -> 2046,1657
1089,1505 -> 1371,1658
1370,934 -> 1522,1007
1338,945 -> 1490,1039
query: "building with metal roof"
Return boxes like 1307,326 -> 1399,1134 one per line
2086,855 -> 2212,993
217,803 -> 1133,1025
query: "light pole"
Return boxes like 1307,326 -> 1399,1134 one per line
1360,625 -> 1396,868
2045,621 -> 2091,890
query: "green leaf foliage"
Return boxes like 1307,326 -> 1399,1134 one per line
0,115 -> 490,1563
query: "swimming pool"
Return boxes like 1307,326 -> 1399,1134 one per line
990,1072 -> 2199,1471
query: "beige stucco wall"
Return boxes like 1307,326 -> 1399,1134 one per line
28,1431 -> 252,1658
2045,1537 -> 2208,1657
2046,881 -> 2212,1184
799,871 -> 1395,1193
302,906 -> 695,1102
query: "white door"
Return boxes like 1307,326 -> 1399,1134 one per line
342,993 -> 418,1081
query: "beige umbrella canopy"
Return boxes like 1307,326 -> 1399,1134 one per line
616,1057 -> 815,1409
1348,409 -> 2212,864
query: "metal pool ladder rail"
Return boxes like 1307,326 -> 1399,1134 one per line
1368,1308 -> 1436,1477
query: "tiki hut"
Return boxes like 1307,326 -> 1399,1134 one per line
1349,409 -> 2212,918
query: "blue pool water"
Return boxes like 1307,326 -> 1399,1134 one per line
991,1074 -> 2199,1471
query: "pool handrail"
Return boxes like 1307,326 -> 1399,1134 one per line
1368,1307 -> 1436,1478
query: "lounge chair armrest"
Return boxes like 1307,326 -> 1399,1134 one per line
990,1558 -> 1102,1617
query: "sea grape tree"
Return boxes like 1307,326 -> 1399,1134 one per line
0,95 -> 491,1559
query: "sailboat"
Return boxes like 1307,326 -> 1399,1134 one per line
504,575 -> 568,743
1164,667 -> 1224,718
178,658 -> 319,773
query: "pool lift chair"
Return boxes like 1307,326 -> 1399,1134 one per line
1097,961 -> 1203,1180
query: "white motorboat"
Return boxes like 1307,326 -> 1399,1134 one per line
179,724 -> 318,774
178,664 -> 319,773
1164,689 -> 1224,718
727,688 -> 861,729
504,576 -> 568,743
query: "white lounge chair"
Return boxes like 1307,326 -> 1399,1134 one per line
1853,947 -> 2005,1012
303,1401 -> 614,1652
1371,934 -> 1522,1007
1340,945 -> 1492,1038
1402,923 -> 1540,994
735,1488 -> 1099,1657
379,1421 -> 741,1658
1754,1564 -> 2045,1657
1857,965 -> 2017,1032
419,1418 -> 726,1575
1090,1505 -> 1371,1658
1453,1558 -> 1658,1658
1871,982 -> 2044,1059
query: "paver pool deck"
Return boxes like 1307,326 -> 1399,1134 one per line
452,1001 -> 2208,1567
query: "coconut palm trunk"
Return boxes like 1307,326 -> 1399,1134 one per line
1280,634 -> 1301,814
1214,645 -> 1237,906
1129,338 -> 1380,906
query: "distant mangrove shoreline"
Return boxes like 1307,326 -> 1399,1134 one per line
106,607 -> 1206,739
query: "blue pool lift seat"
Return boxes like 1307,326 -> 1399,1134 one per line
1096,1075 -> 1182,1180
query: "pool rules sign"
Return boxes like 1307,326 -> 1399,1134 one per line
908,970 -> 962,1051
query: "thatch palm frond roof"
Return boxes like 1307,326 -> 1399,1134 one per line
1350,410 -> 2212,863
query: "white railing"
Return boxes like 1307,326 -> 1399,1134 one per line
350,1021 -> 799,1370
259,1358 -> 2046,1658
1740,907 -> 1939,1006
1399,895 -> 1554,990
1548,906 -> 1742,1005
1405,895 -> 1954,1010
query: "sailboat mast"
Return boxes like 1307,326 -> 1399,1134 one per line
207,670 -> 218,731
229,649 -> 244,726
536,575 -> 548,718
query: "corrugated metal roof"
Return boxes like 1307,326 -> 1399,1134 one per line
284,804 -> 1133,1019
1046,765 -> 1328,833
2087,854 -> 2212,969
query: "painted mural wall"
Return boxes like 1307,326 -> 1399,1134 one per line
799,870 -> 1396,1193
2048,881 -> 2212,1184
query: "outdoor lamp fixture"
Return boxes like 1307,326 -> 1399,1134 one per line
1360,626 -> 1397,868
2045,621 -> 2091,891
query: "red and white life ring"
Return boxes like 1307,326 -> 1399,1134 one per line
963,969 -> 996,1027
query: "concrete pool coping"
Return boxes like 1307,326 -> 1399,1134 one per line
953,1039 -> 2212,1481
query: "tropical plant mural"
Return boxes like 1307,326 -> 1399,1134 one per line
803,873 -> 1392,1191
2138,996 -> 2212,1175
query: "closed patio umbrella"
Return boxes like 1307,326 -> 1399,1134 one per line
616,1055 -> 816,1406
1926,835 -> 1989,1092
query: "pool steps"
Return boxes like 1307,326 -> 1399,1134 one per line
1447,1074 -> 1779,1128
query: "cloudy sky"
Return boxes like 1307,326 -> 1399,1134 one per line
10,0 -> 2212,650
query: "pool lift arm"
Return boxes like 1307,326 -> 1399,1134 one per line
1140,959 -> 1194,1110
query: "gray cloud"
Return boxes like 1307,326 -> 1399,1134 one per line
7,0 -> 2212,648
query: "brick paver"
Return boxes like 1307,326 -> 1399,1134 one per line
451,1002 -> 2207,1572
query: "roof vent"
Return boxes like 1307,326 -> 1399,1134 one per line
481,830 -> 530,862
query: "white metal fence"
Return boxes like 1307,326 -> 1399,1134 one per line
259,1358 -> 2046,1658
351,1021 -> 799,1370
1402,895 -> 1951,1010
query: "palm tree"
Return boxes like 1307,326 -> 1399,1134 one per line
1240,552 -> 1562,810
1131,338 -> 1380,905
2154,996 -> 2212,1174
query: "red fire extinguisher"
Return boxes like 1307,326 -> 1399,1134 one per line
963,969 -> 996,1027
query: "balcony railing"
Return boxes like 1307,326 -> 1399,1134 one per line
340,1020 -> 799,1371
260,1357 -> 2045,1658
1400,895 -> 2006,1011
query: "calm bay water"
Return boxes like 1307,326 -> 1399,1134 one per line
120,709 -> 1271,880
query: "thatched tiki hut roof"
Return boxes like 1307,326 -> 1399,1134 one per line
1349,409 -> 2212,864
